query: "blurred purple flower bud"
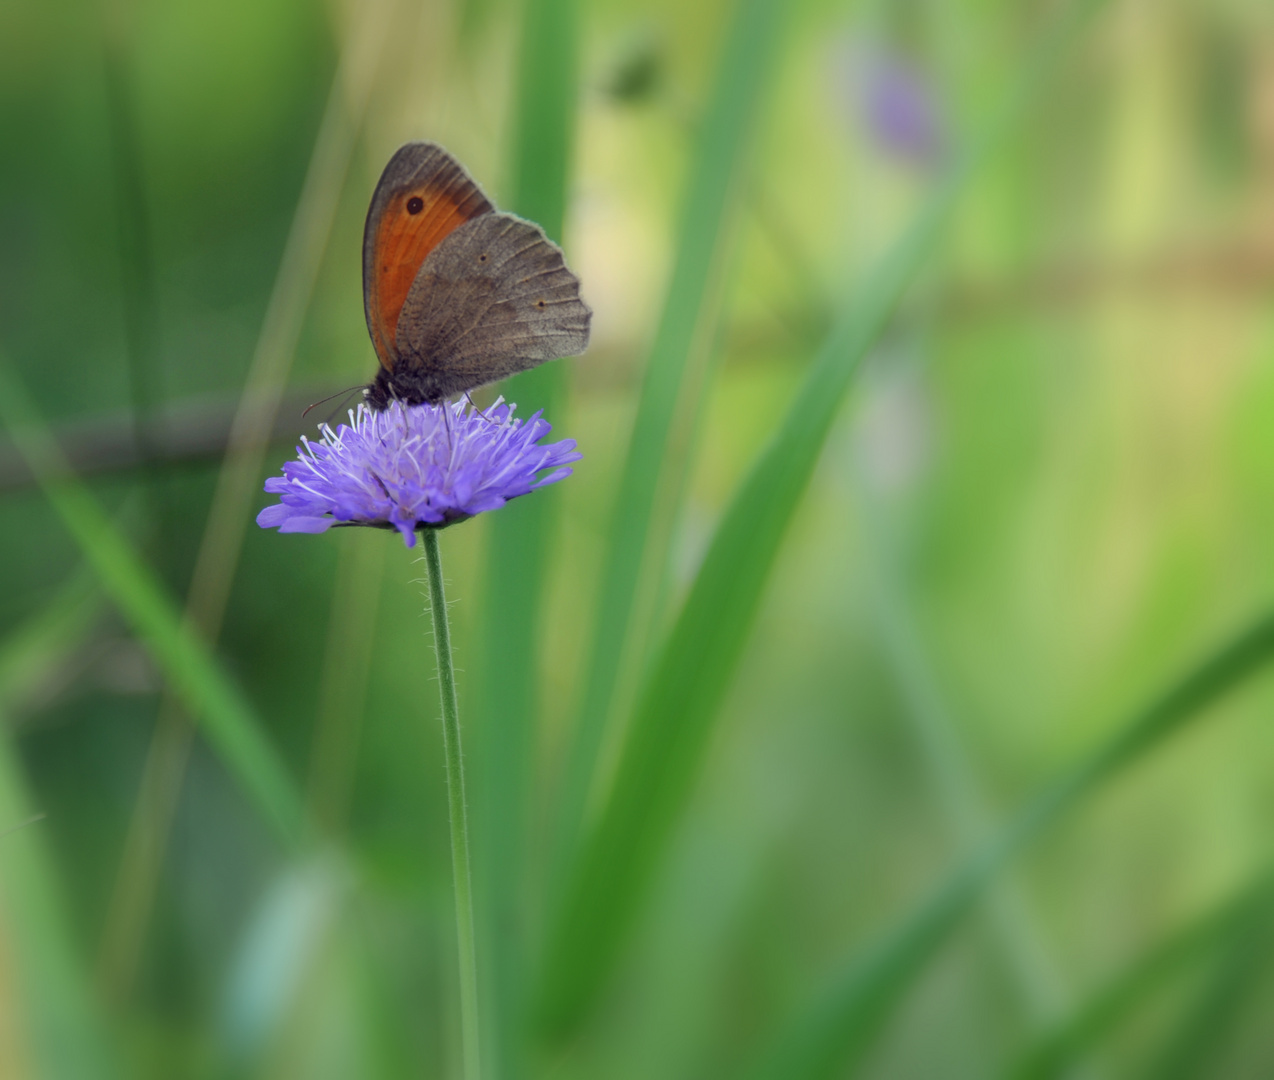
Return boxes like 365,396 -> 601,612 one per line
834,41 -> 945,168
863,54 -> 943,165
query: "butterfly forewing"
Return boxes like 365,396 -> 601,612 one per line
362,143 -> 494,370
392,213 -> 591,402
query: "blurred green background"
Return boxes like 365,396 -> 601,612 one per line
3,0 -> 1274,1076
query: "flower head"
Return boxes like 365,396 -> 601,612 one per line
256,398 -> 580,547
861,53 -> 943,165
832,41 -> 945,168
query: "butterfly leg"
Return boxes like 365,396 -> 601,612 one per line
463,391 -> 498,424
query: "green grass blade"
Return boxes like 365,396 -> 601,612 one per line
857,464 -> 1065,1021
96,6 -> 393,1003
506,0 -> 575,236
101,24 -> 162,491
747,610 -> 1274,1080
1132,901 -> 1274,1080
0,568 -> 104,712
537,0 -> 1110,1040
0,357 -> 308,850
473,0 -> 578,1076
554,0 -> 790,879
219,856 -> 349,1069
0,730 -> 117,1080
306,531 -> 386,832
0,570 -> 115,1080
1004,866 -> 1274,1080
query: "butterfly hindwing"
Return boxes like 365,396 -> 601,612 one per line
389,212 -> 591,403
362,142 -> 494,370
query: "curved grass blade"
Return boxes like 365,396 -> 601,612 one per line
1003,864 -> 1274,1080
854,437 -> 1068,1023
746,610 -> 1274,1080
537,0 -> 1110,1041
219,856 -> 350,1069
0,732 -> 117,1080
553,0 -> 789,880
0,569 -> 115,1080
0,567 -> 103,713
101,20 -> 163,497
98,2 -> 394,1002
1131,896 -> 1274,1080
473,0 -> 578,1076
306,531 -> 386,832
0,356 -> 307,849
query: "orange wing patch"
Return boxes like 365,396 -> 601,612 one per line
367,181 -> 491,369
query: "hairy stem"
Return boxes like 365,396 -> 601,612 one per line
422,527 -> 481,1080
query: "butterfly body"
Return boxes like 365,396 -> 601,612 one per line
362,142 -> 590,408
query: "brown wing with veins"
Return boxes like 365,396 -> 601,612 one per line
383,212 -> 590,404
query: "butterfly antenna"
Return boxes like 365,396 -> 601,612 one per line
303,385 -> 365,421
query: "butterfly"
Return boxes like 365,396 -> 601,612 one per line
361,142 -> 591,410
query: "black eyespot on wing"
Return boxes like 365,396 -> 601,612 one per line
407,196 -> 424,214
478,253 -> 487,262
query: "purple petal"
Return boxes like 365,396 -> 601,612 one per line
278,517 -> 335,534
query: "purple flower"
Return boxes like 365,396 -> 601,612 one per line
832,41 -> 945,168
256,398 -> 580,547
862,54 -> 943,165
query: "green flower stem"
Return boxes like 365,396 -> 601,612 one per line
421,527 -> 480,1080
